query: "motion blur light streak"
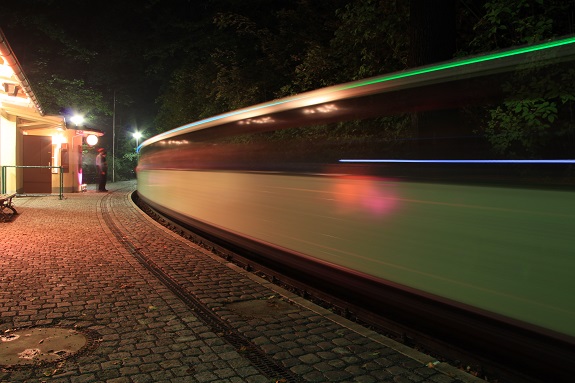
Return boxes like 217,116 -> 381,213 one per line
238,116 -> 275,125
137,34 -> 575,358
140,96 -> 306,149
303,103 -> 338,114
341,35 -> 575,90
140,35 -> 575,152
339,159 -> 575,164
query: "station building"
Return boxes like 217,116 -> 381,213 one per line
0,29 -> 102,195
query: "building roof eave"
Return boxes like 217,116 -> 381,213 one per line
0,28 -> 44,116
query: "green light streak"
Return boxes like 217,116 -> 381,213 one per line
141,35 -> 575,150
342,35 -> 575,89
140,97 -> 302,148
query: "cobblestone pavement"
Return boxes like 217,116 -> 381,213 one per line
0,181 -> 484,383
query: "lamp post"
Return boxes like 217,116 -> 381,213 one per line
70,114 -> 87,191
112,91 -> 116,182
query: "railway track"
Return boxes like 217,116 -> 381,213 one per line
99,190 -> 305,383
131,191 -> 571,383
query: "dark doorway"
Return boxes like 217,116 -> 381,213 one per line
23,135 -> 52,193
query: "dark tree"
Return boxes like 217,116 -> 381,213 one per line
408,0 -> 464,158
408,0 -> 456,67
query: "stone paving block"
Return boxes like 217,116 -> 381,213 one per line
0,182 -> 482,383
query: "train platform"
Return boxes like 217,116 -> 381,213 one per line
0,181 -> 484,383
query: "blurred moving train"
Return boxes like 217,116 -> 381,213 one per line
137,36 -> 575,381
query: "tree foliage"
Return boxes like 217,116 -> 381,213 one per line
469,0 -> 575,158
3,0 -> 575,163
471,0 -> 574,50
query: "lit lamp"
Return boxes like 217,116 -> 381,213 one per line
68,114 -> 89,191
133,131 -> 142,147
86,134 -> 98,146
70,114 -> 84,126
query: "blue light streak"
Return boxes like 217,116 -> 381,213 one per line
339,159 -> 575,164
137,97 -> 305,151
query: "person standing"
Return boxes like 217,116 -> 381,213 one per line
95,148 -> 108,192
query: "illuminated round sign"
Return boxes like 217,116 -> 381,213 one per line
86,134 -> 98,146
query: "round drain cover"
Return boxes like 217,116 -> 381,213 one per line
1,327 -> 88,367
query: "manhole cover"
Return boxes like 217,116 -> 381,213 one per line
227,297 -> 298,318
0,327 -> 91,367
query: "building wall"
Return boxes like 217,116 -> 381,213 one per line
1,118 -> 86,194
56,130 -> 84,193
16,125 -> 23,193
23,128 -> 83,194
0,112 -> 17,193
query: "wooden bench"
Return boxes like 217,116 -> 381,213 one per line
0,193 -> 17,222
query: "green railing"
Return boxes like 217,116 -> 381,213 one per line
1,165 -> 64,200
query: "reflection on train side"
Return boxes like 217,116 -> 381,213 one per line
330,176 -> 399,217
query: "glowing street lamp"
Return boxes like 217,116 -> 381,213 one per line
132,131 -> 142,147
86,134 -> 99,146
70,114 -> 84,126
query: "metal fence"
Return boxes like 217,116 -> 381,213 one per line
1,165 -> 64,200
